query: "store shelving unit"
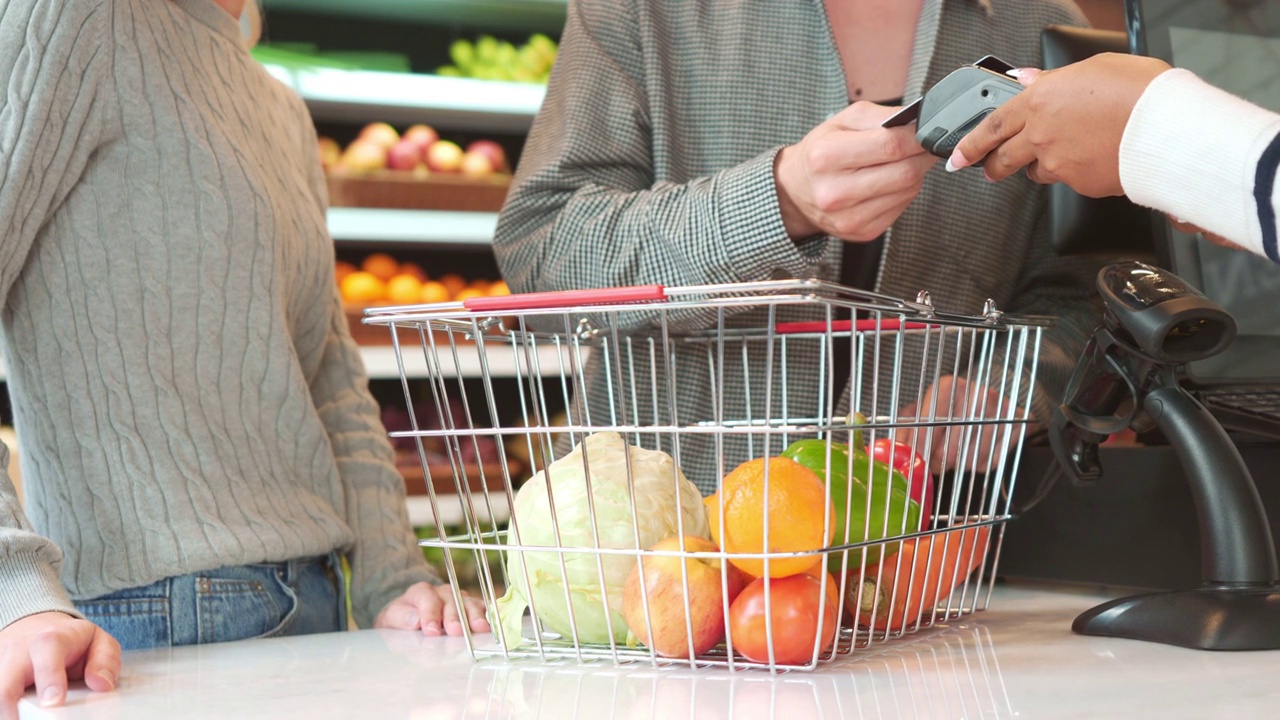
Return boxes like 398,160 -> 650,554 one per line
327,207 -> 498,246
263,63 -> 545,132
263,0 -> 567,35
256,2 -> 566,530
359,344 -> 583,380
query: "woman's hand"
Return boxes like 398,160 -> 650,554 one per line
775,102 -> 938,241
374,582 -> 490,637
0,612 -> 119,719
947,53 -> 1172,197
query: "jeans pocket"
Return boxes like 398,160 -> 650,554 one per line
195,574 -> 298,644
76,597 -> 171,651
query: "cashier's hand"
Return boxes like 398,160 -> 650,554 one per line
0,612 -> 120,719
947,53 -> 1171,196
374,582 -> 490,637
774,101 -> 938,242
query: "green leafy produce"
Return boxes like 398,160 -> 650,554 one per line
494,432 -> 709,647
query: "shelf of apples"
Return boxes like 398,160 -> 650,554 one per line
319,122 -> 512,213
337,252 -> 509,345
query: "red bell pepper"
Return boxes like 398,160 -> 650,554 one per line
871,438 -> 934,530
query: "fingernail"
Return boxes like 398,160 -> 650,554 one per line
1006,68 -> 1042,85
40,686 -> 62,706
983,168 -> 996,183
445,621 -> 463,636
424,621 -> 442,636
946,150 -> 969,173
99,669 -> 117,689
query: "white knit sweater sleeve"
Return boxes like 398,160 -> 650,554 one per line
1119,69 -> 1280,263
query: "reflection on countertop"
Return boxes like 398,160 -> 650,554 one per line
21,582 -> 1280,720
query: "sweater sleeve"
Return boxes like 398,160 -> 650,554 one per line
0,0 -> 111,629
294,107 -> 441,629
492,0 -> 831,330
1120,68 -> 1280,263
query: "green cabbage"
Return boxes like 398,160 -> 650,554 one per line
494,432 -> 710,646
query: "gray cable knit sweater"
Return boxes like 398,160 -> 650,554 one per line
0,0 -> 436,630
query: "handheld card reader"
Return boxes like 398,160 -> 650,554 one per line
882,55 -> 1024,158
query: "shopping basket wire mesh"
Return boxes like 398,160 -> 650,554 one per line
364,279 -> 1047,672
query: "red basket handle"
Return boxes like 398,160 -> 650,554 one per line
775,319 -> 934,334
462,284 -> 667,312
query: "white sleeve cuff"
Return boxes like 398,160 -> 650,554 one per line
1119,68 -> 1280,260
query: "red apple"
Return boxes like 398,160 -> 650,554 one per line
339,139 -> 388,174
425,140 -> 464,173
622,535 -> 745,659
317,137 -> 341,170
402,124 -> 439,152
466,140 -> 508,173
460,150 -> 496,178
387,138 -> 425,172
358,122 -> 400,150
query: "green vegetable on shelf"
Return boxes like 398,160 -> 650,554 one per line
780,438 -> 921,569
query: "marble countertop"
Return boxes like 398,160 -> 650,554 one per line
19,582 -> 1280,719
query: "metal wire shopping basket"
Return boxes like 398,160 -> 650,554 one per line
364,279 -> 1047,672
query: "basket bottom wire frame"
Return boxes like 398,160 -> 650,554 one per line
366,280 -> 1047,672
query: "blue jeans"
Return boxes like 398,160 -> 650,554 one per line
74,554 -> 348,651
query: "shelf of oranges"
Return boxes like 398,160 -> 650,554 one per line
341,253 -> 587,379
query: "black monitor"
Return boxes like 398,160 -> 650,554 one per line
1128,0 -> 1280,385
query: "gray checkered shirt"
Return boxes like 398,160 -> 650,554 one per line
494,0 -> 1114,494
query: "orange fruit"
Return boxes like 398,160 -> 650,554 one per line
438,274 -> 467,298
419,281 -> 450,304
361,253 -> 400,283
469,279 -> 491,294
488,280 -> 511,297
706,493 -> 723,546
340,271 -> 386,305
386,274 -> 423,305
720,457 -> 836,579
400,262 -> 428,283
334,261 -> 357,285
455,287 -> 486,303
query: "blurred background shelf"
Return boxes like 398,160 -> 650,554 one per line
406,492 -> 511,528
263,64 -> 545,132
328,173 -> 510,213
359,344 -> 585,379
263,0 -> 568,35
328,207 -> 498,245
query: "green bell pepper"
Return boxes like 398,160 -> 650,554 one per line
781,438 -> 922,568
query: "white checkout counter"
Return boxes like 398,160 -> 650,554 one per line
18,582 -> 1275,719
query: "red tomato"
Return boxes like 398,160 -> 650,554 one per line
872,439 -> 934,527
727,574 -> 840,665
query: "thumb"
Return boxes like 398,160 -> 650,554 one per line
81,629 -> 121,693
1006,67 -> 1043,86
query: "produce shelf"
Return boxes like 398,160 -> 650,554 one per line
397,456 -> 520,496
406,491 -> 511,528
327,172 -> 510,214
359,344 -> 587,379
263,63 -> 546,132
263,0 -> 567,35
327,207 -> 498,245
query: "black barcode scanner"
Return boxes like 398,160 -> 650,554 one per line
1052,263 -> 1236,483
1051,261 -> 1280,651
